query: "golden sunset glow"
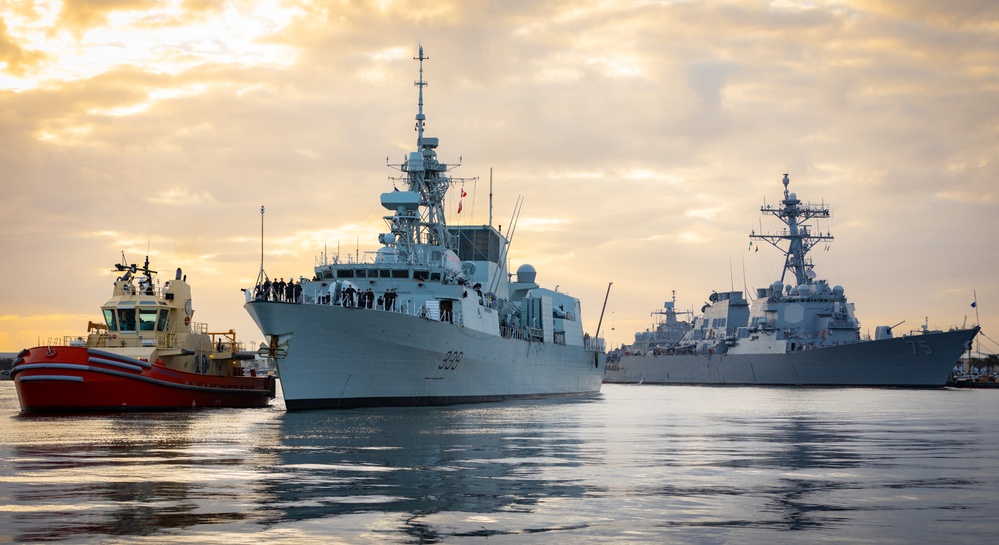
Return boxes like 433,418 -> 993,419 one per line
1,0 -> 997,352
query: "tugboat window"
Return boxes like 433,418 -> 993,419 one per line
139,308 -> 157,331
157,309 -> 168,331
119,308 -> 136,331
103,308 -> 118,331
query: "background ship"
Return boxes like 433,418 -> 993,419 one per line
12,255 -> 274,412
246,46 -> 607,410
605,174 -> 979,386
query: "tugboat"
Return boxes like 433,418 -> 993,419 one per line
12,255 -> 275,412
605,174 -> 979,386
245,45 -> 607,410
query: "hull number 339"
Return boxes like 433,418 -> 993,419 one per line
439,351 -> 463,370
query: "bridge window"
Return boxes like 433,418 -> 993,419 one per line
103,308 -> 118,331
139,309 -> 157,331
118,308 -> 136,331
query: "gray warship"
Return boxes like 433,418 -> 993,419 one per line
605,174 -> 978,386
246,46 -> 606,410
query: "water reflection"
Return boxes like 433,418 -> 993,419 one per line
2,383 -> 997,544
259,400 -> 599,541
1,408 -> 282,543
624,393 -> 994,540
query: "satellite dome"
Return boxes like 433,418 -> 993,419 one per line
833,285 -> 845,297
516,264 -> 537,283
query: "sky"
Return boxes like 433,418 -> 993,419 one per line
1,0 -> 997,354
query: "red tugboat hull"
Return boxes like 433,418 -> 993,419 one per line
12,346 -> 275,412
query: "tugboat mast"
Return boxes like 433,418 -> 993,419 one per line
750,173 -> 834,287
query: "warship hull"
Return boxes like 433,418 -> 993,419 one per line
247,302 -> 605,410
604,327 -> 977,387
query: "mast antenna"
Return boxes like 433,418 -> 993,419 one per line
488,195 -> 524,294
415,44 -> 428,148
595,282 -> 614,341
256,205 -> 267,287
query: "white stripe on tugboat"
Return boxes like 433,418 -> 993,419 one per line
17,375 -> 85,383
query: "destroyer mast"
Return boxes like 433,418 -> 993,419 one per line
750,173 -> 834,286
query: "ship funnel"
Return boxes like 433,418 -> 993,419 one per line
176,268 -> 182,280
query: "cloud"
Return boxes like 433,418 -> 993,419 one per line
0,17 -> 48,77
0,0 -> 997,352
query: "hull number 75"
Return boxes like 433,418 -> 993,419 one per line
905,339 -> 932,355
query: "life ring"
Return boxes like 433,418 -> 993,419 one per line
184,316 -> 190,326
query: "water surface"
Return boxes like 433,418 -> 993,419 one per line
1,381 -> 996,544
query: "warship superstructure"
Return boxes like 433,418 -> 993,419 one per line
246,46 -> 606,410
605,174 -> 978,386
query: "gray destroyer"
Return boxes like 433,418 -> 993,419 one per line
605,174 -> 978,386
246,46 -> 606,410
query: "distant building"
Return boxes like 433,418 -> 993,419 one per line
1,352 -> 15,376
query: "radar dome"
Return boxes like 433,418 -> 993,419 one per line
516,264 -> 537,283
833,285 -> 845,297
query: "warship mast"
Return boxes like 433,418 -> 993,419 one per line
750,173 -> 834,287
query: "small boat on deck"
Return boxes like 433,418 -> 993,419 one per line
12,255 -> 275,412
